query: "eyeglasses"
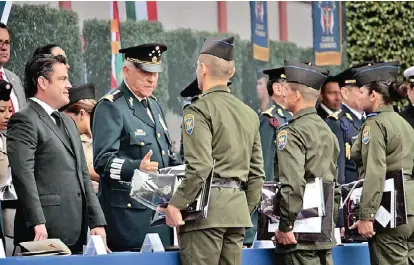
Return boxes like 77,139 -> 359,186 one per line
0,40 -> 11,47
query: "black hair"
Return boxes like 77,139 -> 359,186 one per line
266,78 -> 285,96
24,54 -> 68,98
32,44 -> 59,58
364,79 -> 407,104
320,76 -> 338,93
0,22 -> 6,29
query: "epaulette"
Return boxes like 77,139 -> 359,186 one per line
99,89 -> 123,103
262,105 -> 276,117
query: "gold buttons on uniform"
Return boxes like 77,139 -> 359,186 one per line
140,142 -> 145,146
127,203 -> 132,208
157,133 -> 161,138
162,150 -> 166,156
370,213 -> 374,218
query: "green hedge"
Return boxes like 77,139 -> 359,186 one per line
7,4 -> 84,85
346,1 -> 414,108
346,1 -> 414,71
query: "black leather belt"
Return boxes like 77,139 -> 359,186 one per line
212,176 -> 241,188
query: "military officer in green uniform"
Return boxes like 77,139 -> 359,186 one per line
260,67 -> 292,181
161,36 -> 265,265
274,61 -> 340,265
91,43 -> 179,251
350,61 -> 414,265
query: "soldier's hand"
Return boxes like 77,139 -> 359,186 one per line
140,150 -> 159,172
164,205 -> 185,227
350,220 -> 375,238
275,230 -> 297,245
33,224 -> 48,241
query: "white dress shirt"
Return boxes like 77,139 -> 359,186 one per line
0,67 -> 19,112
124,82 -> 155,123
320,103 -> 335,115
30,97 -> 57,124
342,103 -> 363,120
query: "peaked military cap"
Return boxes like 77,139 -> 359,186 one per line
0,80 -> 12,101
353,61 -> 399,87
284,60 -> 330,90
119,43 -> 167,73
59,83 -> 96,111
403,65 -> 414,84
336,62 -> 374,87
262,67 -> 286,81
200,36 -> 234,61
180,78 -> 232,98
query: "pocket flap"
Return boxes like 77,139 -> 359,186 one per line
39,194 -> 60,206
110,189 -> 147,210
405,181 -> 414,215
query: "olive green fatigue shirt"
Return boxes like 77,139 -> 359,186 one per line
275,107 -> 340,251
169,85 -> 265,232
351,105 -> 414,220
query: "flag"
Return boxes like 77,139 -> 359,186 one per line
126,1 -> 148,21
0,1 -> 12,24
110,1 -> 123,90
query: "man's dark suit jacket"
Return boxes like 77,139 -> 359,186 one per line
400,104 -> 414,129
7,99 -> 106,246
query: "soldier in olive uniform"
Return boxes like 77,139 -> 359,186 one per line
350,61 -> 414,265
179,79 -> 231,162
326,64 -> 369,185
161,36 -> 265,265
92,43 -> 179,251
274,61 -> 340,265
251,67 -> 291,246
401,66 -> 414,128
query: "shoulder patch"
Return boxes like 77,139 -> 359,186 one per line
277,130 -> 288,150
262,105 -> 275,117
184,114 -> 195,135
99,90 -> 123,103
362,126 -> 370,144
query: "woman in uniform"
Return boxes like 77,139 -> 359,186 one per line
0,80 -> 14,251
350,61 -> 414,264
60,83 -> 99,193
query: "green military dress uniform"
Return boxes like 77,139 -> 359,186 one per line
274,61 -> 340,265
169,37 -> 265,265
91,43 -> 179,250
350,62 -> 414,265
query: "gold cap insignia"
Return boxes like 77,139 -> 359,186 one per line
345,79 -> 356,84
152,56 -> 158,63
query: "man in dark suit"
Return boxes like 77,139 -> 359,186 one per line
92,43 -> 179,251
0,23 -> 26,113
316,76 -> 341,120
402,66 -> 414,128
7,54 -> 107,253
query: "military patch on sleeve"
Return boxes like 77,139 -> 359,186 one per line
277,130 -> 288,150
362,126 -> 370,144
184,114 -> 195,135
